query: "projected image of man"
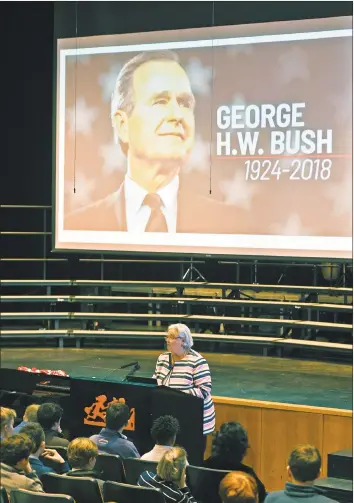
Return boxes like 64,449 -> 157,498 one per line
65,50 -> 236,234
112,50 -> 195,233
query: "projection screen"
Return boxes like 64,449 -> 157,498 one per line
54,16 -> 352,259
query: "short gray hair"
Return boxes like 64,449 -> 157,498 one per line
111,50 -> 180,120
168,323 -> 194,350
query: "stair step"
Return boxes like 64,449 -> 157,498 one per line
314,477 -> 353,503
328,450 -> 353,480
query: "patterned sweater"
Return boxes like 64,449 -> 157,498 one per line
154,349 -> 215,435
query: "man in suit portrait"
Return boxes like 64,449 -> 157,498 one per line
65,50 -> 239,234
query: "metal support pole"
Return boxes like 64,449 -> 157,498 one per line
43,208 -> 47,280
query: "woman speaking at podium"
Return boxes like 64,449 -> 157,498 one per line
154,323 -> 215,440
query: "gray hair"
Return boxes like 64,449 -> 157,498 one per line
111,50 -> 180,129
168,323 -> 194,350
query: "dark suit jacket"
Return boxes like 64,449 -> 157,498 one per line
64,178 -> 246,234
44,430 -> 70,448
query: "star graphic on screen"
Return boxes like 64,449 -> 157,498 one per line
219,171 -> 259,209
323,170 -> 351,217
270,213 -> 313,236
185,135 -> 210,173
99,63 -> 123,102
99,142 -> 126,174
277,46 -> 310,85
185,57 -> 213,96
65,171 -> 96,210
67,97 -> 99,136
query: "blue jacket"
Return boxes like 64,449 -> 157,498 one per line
29,456 -> 70,478
13,420 -> 28,433
89,428 -> 140,458
265,483 -> 337,503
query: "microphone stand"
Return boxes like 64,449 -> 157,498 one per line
122,363 -> 141,382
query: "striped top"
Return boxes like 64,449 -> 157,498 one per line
154,349 -> 215,435
138,471 -> 197,503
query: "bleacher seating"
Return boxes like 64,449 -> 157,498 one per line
1,279 -> 352,356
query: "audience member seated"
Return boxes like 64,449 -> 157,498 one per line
204,422 -> 266,503
138,446 -> 196,503
265,445 -> 337,503
66,438 -> 102,479
1,408 -> 16,440
219,471 -> 259,503
37,403 -> 69,448
141,415 -> 180,462
13,405 -> 40,434
21,422 -> 69,477
89,402 -> 139,458
0,434 -> 44,497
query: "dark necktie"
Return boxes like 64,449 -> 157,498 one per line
144,193 -> 168,232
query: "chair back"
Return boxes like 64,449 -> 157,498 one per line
10,489 -> 74,503
0,487 -> 10,503
186,465 -> 230,503
103,481 -> 165,503
123,458 -> 158,484
41,473 -> 103,503
94,452 -> 124,482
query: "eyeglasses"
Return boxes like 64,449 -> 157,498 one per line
164,336 -> 182,342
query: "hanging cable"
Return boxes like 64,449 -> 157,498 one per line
73,1 -> 78,194
209,1 -> 216,194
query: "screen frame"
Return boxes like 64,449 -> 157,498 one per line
52,6 -> 353,262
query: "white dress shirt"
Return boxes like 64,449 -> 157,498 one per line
124,174 -> 179,233
141,444 -> 189,464
140,444 -> 173,462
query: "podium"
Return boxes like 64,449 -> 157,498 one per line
70,375 -> 205,465
0,368 -> 205,465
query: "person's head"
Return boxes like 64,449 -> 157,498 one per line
157,446 -> 187,483
0,434 -> 33,471
219,471 -> 258,503
20,422 -> 45,456
287,445 -> 322,484
105,402 -> 130,432
165,323 -> 194,357
151,415 -> 180,446
37,402 -> 63,432
0,407 -> 16,439
111,51 -> 195,185
211,422 -> 249,464
67,437 -> 98,471
23,404 -> 40,423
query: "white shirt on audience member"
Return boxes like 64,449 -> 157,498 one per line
141,444 -> 172,462
141,444 -> 189,464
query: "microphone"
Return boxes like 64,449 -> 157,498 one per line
120,361 -> 139,369
168,353 -> 173,370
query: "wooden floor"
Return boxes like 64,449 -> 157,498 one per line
1,347 -> 351,410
